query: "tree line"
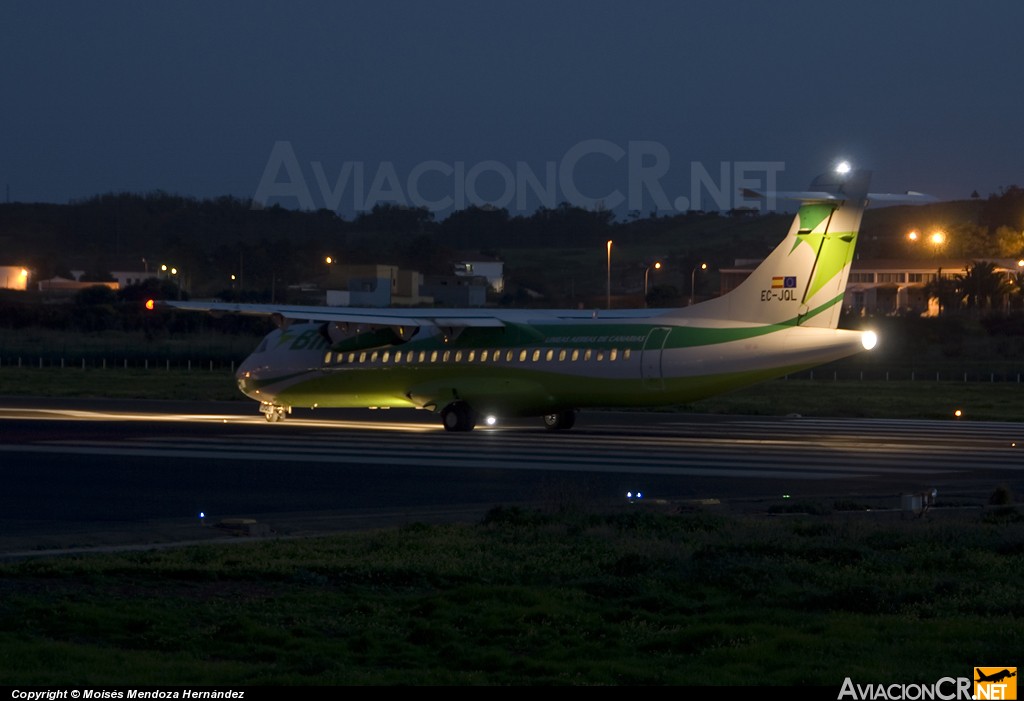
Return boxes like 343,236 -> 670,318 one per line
0,184 -> 1021,302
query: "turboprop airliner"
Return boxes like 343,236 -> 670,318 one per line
155,164 -> 930,431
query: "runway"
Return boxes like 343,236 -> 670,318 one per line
1,397 -> 1022,557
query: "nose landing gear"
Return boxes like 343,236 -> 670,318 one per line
261,403 -> 290,423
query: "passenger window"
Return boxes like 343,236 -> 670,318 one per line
545,349 -> 553,361
571,349 -> 579,361
609,349 -> 618,361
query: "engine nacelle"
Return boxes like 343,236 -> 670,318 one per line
322,322 -> 418,351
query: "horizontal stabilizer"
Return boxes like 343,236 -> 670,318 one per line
743,189 -> 937,205
742,188 -> 845,202
864,191 -> 938,203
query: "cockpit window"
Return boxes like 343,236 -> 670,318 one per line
256,338 -> 269,353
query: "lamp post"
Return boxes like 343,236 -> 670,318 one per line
690,262 -> 707,306
908,229 -> 947,315
606,240 -> 613,309
643,261 -> 662,303
162,265 -> 181,299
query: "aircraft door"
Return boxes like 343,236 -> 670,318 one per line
641,327 -> 671,390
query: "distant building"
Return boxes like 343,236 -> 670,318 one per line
325,264 -> 432,307
110,270 -> 153,288
453,255 -> 504,293
421,274 -> 488,307
0,265 -> 29,290
37,277 -> 119,294
69,269 -> 151,287
720,257 -> 1023,317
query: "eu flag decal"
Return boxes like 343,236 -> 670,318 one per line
772,276 -> 797,289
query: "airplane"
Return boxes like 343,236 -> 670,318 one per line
976,669 -> 1016,683
153,163 -> 931,431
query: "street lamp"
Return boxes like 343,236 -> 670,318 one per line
606,240 -> 613,309
162,264 -> 181,298
690,262 -> 707,306
643,261 -> 662,303
908,229 -> 946,252
909,231 -> 948,316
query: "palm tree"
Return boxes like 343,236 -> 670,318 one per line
958,261 -> 1010,312
1010,270 -> 1024,310
924,269 -> 962,316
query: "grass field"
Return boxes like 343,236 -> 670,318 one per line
1,506 -> 1020,686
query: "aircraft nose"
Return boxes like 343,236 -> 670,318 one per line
236,353 -> 269,400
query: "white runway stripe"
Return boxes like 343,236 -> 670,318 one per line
9,424 -> 1021,481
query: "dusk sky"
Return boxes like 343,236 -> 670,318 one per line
2,0 -> 1022,217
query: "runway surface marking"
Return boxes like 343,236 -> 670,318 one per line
2,406 -> 1022,481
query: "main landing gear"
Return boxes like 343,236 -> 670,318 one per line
439,402 -> 577,432
440,401 -> 476,432
542,410 -> 576,431
260,402 -> 290,423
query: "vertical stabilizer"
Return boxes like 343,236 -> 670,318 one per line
682,168 -> 871,329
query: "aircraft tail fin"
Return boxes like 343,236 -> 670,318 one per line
683,168 -> 872,329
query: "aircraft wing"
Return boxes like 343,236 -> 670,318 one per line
156,300 -> 664,329
157,300 -> 507,328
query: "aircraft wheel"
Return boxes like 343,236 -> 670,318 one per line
543,410 -> 576,431
441,402 -> 476,432
262,404 -> 287,423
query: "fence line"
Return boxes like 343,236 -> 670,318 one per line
0,357 -> 237,373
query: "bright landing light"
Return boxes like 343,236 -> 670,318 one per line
861,330 -> 878,351
835,160 -> 852,175
485,415 -> 497,426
